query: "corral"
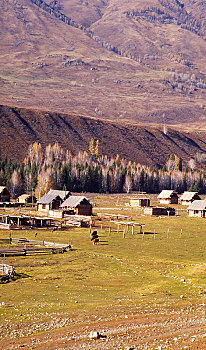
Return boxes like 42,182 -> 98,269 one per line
0,193 -> 205,350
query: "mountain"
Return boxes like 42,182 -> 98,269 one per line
0,105 -> 206,167
0,0 -> 206,129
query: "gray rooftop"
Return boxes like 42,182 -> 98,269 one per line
61,196 -> 90,208
180,191 -> 201,201
38,189 -> 70,204
187,199 -> 206,211
0,186 -> 8,194
157,190 -> 178,199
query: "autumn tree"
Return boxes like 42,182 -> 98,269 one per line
89,138 -> 95,156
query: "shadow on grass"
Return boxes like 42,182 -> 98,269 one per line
0,272 -> 32,284
140,231 -> 159,235
13,272 -> 32,281
0,239 -> 10,244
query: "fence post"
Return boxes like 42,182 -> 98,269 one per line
180,228 -> 182,238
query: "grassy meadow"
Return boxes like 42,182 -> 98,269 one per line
0,194 -> 205,341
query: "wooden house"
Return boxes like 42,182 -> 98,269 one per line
144,207 -> 175,216
179,191 -> 201,206
187,199 -> 206,218
18,194 -> 37,204
37,189 -> 70,212
60,196 -> 92,216
130,197 -> 150,207
0,186 -> 10,202
157,190 -> 178,205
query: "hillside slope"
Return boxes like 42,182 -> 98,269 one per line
0,105 -> 205,166
0,0 -> 206,128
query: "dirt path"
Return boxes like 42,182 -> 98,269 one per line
1,309 -> 206,350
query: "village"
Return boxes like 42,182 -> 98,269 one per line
0,183 -> 206,349
0,185 -> 205,280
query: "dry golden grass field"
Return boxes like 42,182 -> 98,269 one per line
0,193 -> 205,349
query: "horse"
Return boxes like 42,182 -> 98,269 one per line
93,238 -> 99,245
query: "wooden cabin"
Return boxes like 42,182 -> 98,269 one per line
37,189 -> 70,212
18,194 -> 37,204
144,207 -> 175,216
157,190 -> 178,205
179,191 -> 201,206
130,197 -> 150,207
187,199 -> 206,218
60,196 -> 92,216
0,186 -> 10,202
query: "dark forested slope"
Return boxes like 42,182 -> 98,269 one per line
0,105 -> 205,166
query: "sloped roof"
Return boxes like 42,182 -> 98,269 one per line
0,186 -> 9,194
47,190 -> 70,200
18,194 -> 33,200
61,196 -> 90,208
187,199 -> 206,211
180,192 -> 200,201
157,190 -> 178,199
38,189 -> 69,204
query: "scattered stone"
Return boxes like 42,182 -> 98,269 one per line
89,331 -> 100,339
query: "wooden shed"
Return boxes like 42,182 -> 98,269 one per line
129,198 -> 150,207
60,196 -> 92,216
0,186 -> 10,202
187,199 -> 206,218
37,189 -> 70,212
144,207 -> 175,216
179,191 -> 201,206
18,194 -> 37,204
157,190 -> 178,205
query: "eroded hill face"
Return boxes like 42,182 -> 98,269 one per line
0,105 -> 206,166
0,0 -> 206,128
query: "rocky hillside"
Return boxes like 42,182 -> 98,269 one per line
0,105 -> 205,167
0,0 -> 206,128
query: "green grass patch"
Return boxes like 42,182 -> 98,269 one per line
0,194 -> 205,337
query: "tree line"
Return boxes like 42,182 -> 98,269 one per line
0,142 -> 205,198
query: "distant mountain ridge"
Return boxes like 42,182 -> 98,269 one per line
0,0 -> 206,128
0,105 -> 205,167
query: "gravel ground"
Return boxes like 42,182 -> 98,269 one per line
1,306 -> 206,350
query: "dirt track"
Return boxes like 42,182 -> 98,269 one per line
1,307 -> 206,350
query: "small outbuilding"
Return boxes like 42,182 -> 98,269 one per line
18,194 -> 37,204
157,190 -> 178,205
144,207 -> 175,216
179,191 -> 201,206
0,186 -> 10,202
61,196 -> 92,216
187,199 -> 206,218
37,189 -> 70,212
129,198 -> 150,207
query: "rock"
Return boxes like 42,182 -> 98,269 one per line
89,331 -> 100,339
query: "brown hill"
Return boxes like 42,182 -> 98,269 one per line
0,105 -> 205,167
0,0 -> 206,128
